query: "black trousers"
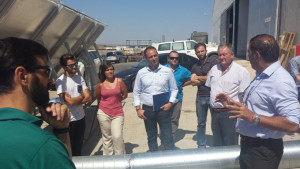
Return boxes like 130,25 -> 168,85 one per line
69,117 -> 86,156
239,135 -> 283,169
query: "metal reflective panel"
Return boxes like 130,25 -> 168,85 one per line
73,140 -> 300,169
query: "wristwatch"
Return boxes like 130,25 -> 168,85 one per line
253,114 -> 260,125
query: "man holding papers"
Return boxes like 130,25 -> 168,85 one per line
133,46 -> 178,151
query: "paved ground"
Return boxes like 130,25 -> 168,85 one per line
49,59 -> 300,156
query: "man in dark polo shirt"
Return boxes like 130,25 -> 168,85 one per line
191,43 -> 218,148
0,37 -> 75,168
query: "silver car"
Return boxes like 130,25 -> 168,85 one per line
105,51 -> 127,63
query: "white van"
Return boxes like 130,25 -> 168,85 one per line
152,40 -> 218,59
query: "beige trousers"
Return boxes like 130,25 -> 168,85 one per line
97,109 -> 125,155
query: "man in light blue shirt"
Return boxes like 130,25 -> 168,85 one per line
216,34 -> 299,169
133,46 -> 178,151
288,55 -> 300,102
165,51 -> 191,140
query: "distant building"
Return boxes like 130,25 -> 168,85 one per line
211,0 -> 300,59
191,31 -> 208,44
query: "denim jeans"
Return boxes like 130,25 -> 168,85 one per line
143,106 -> 174,151
196,96 -> 210,147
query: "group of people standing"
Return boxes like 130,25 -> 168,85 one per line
133,34 -> 300,169
56,54 -> 127,156
1,34 -> 299,169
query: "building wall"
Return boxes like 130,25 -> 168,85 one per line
211,0 -> 234,44
236,0 -> 249,59
280,0 -> 300,45
247,0 -> 278,43
212,0 -> 279,59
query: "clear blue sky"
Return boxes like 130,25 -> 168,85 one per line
61,0 -> 214,45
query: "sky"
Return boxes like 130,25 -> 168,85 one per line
60,0 -> 214,45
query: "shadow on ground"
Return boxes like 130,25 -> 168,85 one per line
125,142 -> 139,154
192,133 -> 214,147
174,129 -> 196,143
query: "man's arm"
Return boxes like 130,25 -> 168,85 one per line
215,93 -> 299,133
183,80 -> 191,86
39,103 -> 72,158
161,70 -> 178,111
133,71 -> 146,119
81,89 -> 91,104
295,75 -> 300,83
60,93 -> 84,106
191,73 -> 208,86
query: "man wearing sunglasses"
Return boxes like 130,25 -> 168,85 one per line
0,37 -> 75,168
165,51 -> 191,140
56,54 -> 91,156
190,43 -> 218,148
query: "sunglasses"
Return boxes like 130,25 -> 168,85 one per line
28,65 -> 52,78
169,57 -> 179,60
66,63 -> 78,68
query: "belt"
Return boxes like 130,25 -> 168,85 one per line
142,104 -> 153,109
212,108 -> 229,112
241,135 -> 282,142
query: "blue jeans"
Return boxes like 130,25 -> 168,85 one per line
196,96 -> 210,147
143,106 -> 174,151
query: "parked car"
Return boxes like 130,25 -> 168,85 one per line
78,50 -> 102,76
151,40 -> 218,60
114,53 -> 201,92
105,51 -> 127,63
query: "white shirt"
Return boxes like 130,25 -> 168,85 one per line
133,64 -> 178,107
56,74 -> 88,121
205,62 -> 250,108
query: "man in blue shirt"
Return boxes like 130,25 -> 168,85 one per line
165,51 -> 191,140
216,34 -> 299,169
133,46 -> 178,151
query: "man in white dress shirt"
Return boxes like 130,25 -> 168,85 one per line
133,46 -> 178,151
205,44 -> 250,146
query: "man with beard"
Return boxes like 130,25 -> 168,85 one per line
190,43 -> 218,148
56,54 -> 91,156
0,37 -> 75,168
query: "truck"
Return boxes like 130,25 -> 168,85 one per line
152,40 -> 218,59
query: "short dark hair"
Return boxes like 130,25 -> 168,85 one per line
98,62 -> 114,83
0,37 -> 48,94
194,43 -> 207,51
218,43 -> 234,54
144,46 -> 157,57
249,34 -> 279,63
59,54 -> 75,66
168,50 -> 179,58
